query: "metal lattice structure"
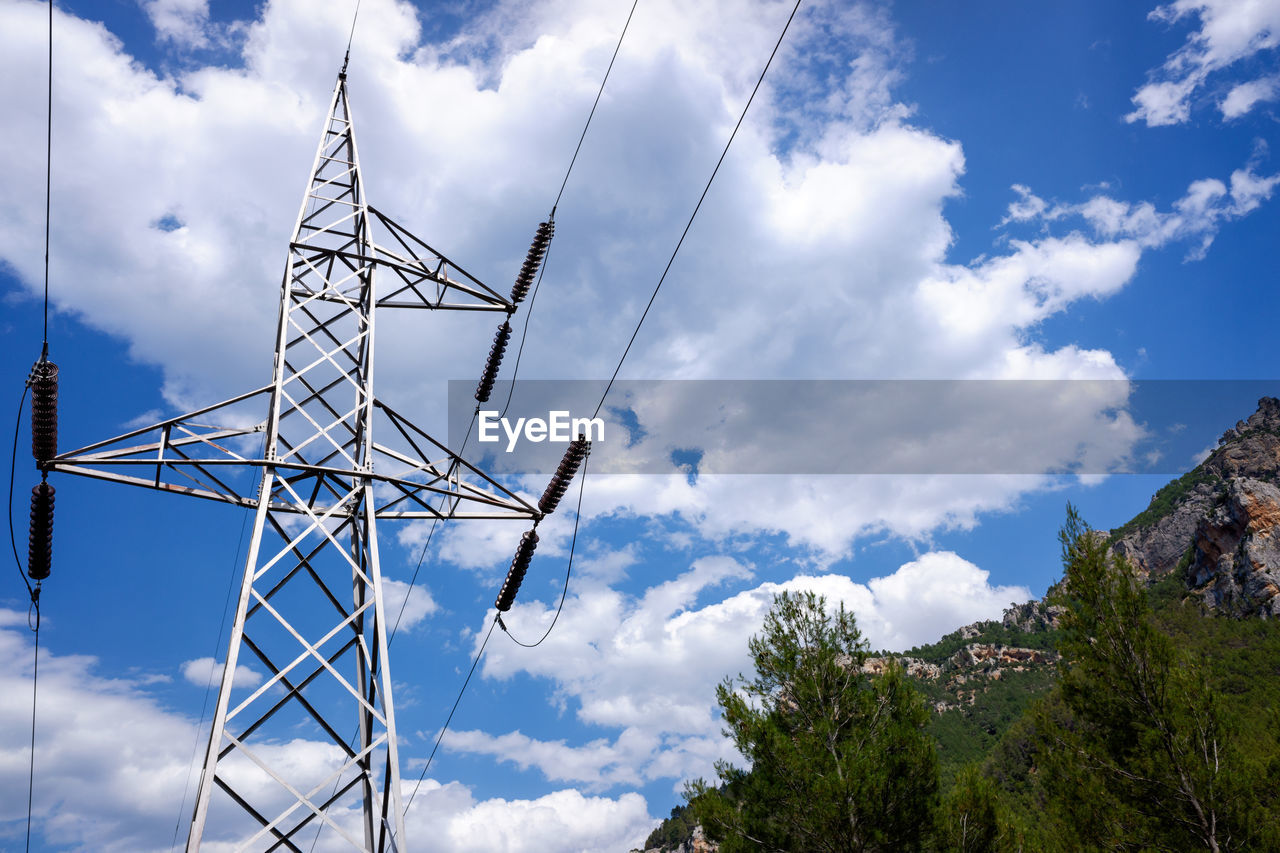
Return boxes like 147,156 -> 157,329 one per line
47,70 -> 538,850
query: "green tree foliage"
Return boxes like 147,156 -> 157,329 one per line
1031,505 -> 1270,852
686,590 -> 938,852
934,764 -> 1009,853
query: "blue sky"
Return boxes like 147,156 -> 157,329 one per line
1,0 -> 1278,850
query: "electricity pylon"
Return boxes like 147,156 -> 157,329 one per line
46,68 -> 539,850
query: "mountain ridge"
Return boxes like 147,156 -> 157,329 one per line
637,396 -> 1280,853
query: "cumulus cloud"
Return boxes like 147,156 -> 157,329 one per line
999,163 -> 1280,261
382,577 -> 439,632
0,611 -> 654,851
405,782 -> 655,853
180,655 -> 263,689
143,0 -> 212,49
1127,0 -> 1280,126
5,0 -> 1272,561
1221,74 -> 1280,118
458,551 -> 1029,790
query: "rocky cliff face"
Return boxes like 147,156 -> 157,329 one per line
640,400 -> 1280,853
1111,397 -> 1280,616
633,825 -> 716,853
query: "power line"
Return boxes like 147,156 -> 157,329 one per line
170,505 -> 255,852
341,0 -> 362,75
593,0 -> 804,421
42,0 -> 52,353
498,0 -> 639,411
393,0 -> 640,681
403,616 -> 499,818
553,0 -> 639,215
26,600 -> 40,853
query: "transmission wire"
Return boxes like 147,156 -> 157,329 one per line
23,4 -> 57,845
41,0 -> 52,354
592,0 -> 804,420
170,505 -> 255,851
403,616 -> 499,817
499,0 -> 638,414
552,0 -> 639,214
388,0 -> 644,835
26,600 -> 40,853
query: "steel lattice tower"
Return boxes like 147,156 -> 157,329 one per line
46,69 -> 539,850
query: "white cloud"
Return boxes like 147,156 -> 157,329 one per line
1221,74 -> 1280,118
405,782 -> 655,853
180,656 -> 263,689
462,551 -> 1029,790
4,0 -> 1270,561
999,183 -> 1050,225
1128,0 -> 1280,126
0,611 -> 653,852
1001,164 -> 1280,261
382,577 -> 439,632
143,0 -> 212,49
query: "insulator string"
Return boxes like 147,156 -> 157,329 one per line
538,436 -> 589,515
510,220 -> 554,306
26,484 -> 54,582
499,451 -> 588,648
495,528 -> 539,612
592,0 -> 804,421
9,388 -> 34,600
475,321 -> 512,404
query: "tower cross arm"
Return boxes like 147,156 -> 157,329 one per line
367,206 -> 514,311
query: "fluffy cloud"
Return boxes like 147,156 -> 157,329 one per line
0,610 -> 654,851
999,163 -> 1280,261
5,0 -> 1270,562
143,0 -> 213,49
180,656 -> 263,689
1221,74 -> 1280,118
1128,0 -> 1280,126
382,576 -> 439,633
458,551 -> 1029,790
405,782 -> 654,853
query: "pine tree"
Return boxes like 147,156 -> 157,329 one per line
1037,505 -> 1242,851
687,590 -> 938,852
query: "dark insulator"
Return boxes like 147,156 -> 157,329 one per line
29,359 -> 59,464
495,528 -> 539,612
474,321 -> 512,403
538,435 -> 590,515
509,220 -> 554,306
28,482 -> 54,581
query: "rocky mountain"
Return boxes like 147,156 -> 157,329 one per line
1111,395 -> 1280,615
637,397 -> 1280,853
